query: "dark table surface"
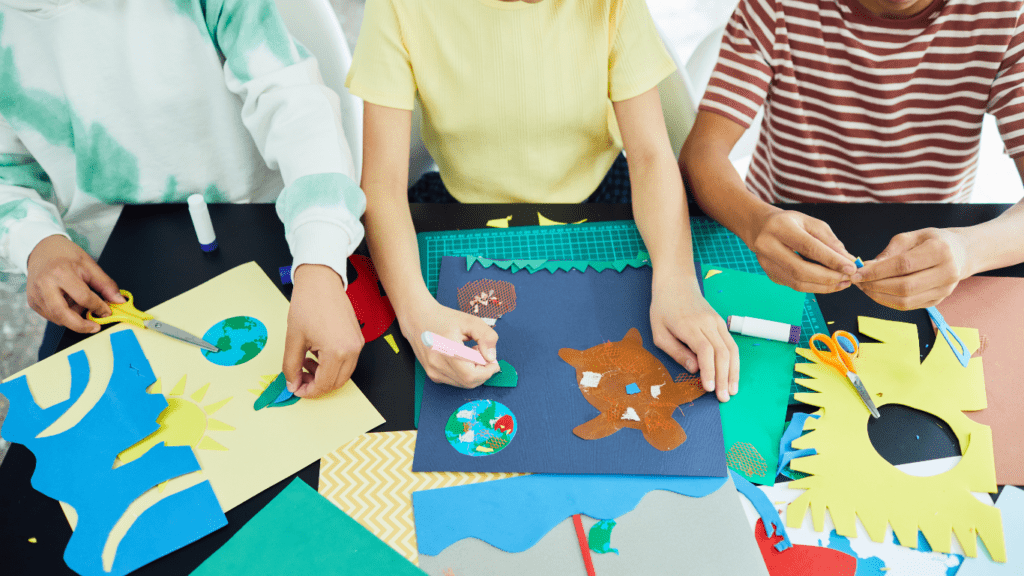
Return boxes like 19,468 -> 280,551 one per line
2,202 -> 1021,575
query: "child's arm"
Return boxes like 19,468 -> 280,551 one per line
205,0 -> 366,397
680,112 -> 857,294
854,159 -> 1024,310
0,118 -> 124,332
362,103 -> 499,388
614,88 -> 738,402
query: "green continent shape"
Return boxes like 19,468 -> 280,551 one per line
254,373 -> 288,410
236,335 -> 266,365
215,333 -> 234,353
483,361 -> 518,387
475,401 -> 498,429
588,519 -> 618,555
445,413 -> 466,438
224,316 -> 258,331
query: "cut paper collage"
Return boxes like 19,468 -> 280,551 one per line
0,262 -> 385,575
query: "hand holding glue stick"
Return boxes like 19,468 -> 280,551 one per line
727,316 -> 801,344
420,330 -> 500,389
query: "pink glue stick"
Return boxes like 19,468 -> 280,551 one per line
421,331 -> 488,365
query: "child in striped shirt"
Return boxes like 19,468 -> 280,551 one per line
680,0 -> 1024,310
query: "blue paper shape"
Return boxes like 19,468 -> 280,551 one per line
625,383 -> 640,395
413,473 -> 726,555
957,486 -> 1024,575
414,257 -> 726,477
729,470 -> 791,552
777,413 -> 819,479
0,331 -> 227,575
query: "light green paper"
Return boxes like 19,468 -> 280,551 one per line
703,267 -> 805,486
467,252 -> 651,275
191,478 -> 426,576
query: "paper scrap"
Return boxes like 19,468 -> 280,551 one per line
588,520 -> 619,555
385,333 -> 400,353
486,215 -> 513,228
957,486 -> 1024,575
560,328 -> 705,451
191,478 -> 426,575
318,431 -> 524,564
537,212 -> 587,226
791,317 -> 1003,560
704,269 -> 723,279
347,255 -> 397,342
0,331 -> 226,575
937,276 -> 1024,484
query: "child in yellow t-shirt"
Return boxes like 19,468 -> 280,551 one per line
347,0 -> 740,402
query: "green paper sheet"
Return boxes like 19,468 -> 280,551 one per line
191,478 -> 426,576
703,268 -> 806,485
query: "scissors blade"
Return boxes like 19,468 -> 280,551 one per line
144,319 -> 220,353
848,373 -> 881,419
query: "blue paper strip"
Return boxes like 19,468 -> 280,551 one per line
777,413 -> 819,479
413,473 -> 727,555
730,470 -> 792,552
0,331 -> 227,575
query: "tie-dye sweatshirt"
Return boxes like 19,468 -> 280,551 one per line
0,0 -> 364,283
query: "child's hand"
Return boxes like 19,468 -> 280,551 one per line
650,276 -> 739,402
402,300 -> 500,389
283,264 -> 364,398
26,235 -> 126,333
852,227 -> 969,310
748,210 -> 856,293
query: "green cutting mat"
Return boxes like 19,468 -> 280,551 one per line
417,218 -> 827,399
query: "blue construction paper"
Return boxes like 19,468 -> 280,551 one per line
413,257 -> 726,476
777,413 -> 819,479
730,470 -> 792,552
957,486 -> 1024,575
0,331 -> 227,576
412,473 -> 727,555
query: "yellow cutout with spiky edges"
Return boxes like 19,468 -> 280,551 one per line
249,374 -> 280,397
486,215 -> 512,228
116,375 -> 234,467
790,317 -> 1004,561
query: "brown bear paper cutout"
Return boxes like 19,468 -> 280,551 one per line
558,328 -> 705,451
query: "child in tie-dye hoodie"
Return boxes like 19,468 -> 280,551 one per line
0,0 -> 365,396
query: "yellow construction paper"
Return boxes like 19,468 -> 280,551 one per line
537,212 -> 587,226
789,317 -> 1003,561
318,430 -> 524,564
486,216 -> 513,228
8,262 -> 385,523
384,333 -> 400,354
704,269 -> 723,280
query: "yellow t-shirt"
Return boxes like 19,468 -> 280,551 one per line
347,0 -> 676,203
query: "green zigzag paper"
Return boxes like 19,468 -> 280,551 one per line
466,252 -> 651,274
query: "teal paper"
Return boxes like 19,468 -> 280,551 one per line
703,267 -> 806,485
191,478 -> 426,575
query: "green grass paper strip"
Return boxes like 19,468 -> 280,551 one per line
191,478 -> 426,576
466,252 -> 651,275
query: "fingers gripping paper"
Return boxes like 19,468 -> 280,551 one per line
790,317 -> 1004,561
6,263 -> 384,524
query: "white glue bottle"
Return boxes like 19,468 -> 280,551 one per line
187,194 -> 218,252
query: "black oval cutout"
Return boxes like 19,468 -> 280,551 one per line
867,404 -> 960,469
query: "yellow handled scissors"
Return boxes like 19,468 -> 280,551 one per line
87,290 -> 220,353
809,330 -> 880,418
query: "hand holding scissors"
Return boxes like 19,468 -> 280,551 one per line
809,330 -> 880,418
87,290 -> 220,352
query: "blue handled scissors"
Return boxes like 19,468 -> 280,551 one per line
854,258 -> 969,367
809,330 -> 881,418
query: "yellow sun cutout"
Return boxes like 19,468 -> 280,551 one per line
789,317 -> 1004,561
249,373 -> 280,397
117,375 -> 235,467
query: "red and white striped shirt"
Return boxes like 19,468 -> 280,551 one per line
700,0 -> 1024,203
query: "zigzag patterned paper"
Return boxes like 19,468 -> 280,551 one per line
318,431 -> 524,564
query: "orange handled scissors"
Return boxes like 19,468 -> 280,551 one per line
87,290 -> 220,353
809,330 -> 880,418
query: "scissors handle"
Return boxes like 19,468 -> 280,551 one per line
809,333 -> 857,375
87,290 -> 153,328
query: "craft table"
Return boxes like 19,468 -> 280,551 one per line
1,202 -> 1021,575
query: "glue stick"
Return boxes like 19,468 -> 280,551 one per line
727,316 -> 801,344
187,194 -> 218,252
